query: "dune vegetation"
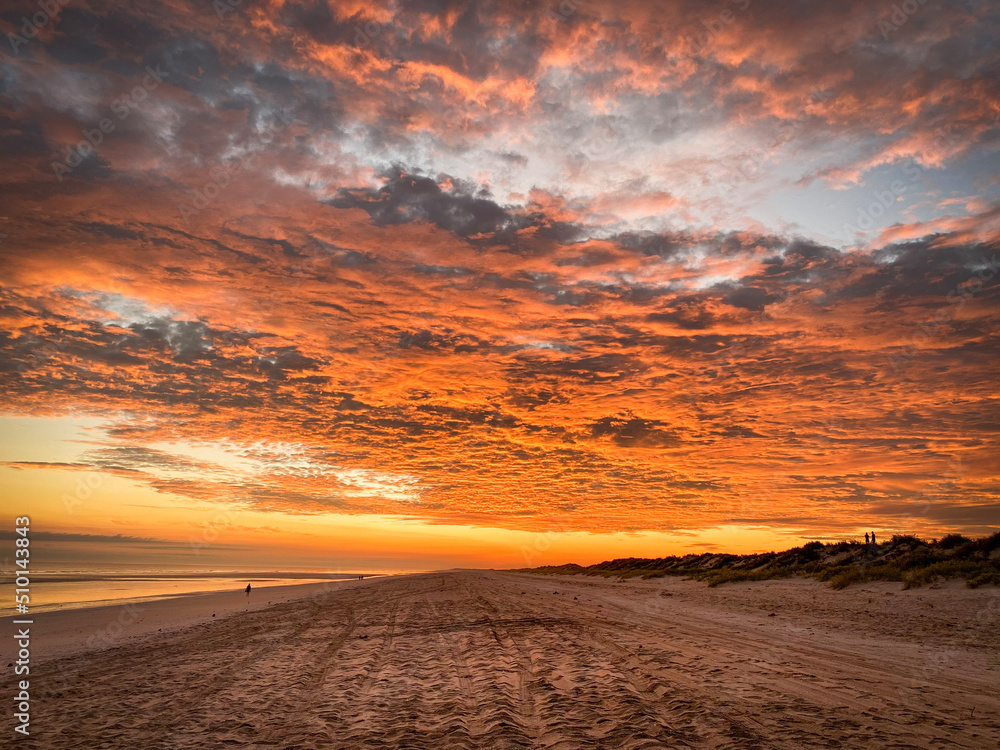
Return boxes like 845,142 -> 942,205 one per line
519,532 -> 1000,589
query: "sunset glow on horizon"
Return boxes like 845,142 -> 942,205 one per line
1,0 -> 998,570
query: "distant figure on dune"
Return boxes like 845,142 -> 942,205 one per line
865,532 -> 870,545
870,531 -> 877,545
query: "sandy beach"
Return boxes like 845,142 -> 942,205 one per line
4,571 -> 998,748
0,579 -> 373,665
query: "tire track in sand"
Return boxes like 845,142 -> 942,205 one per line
424,595 -> 485,742
482,580 -> 713,750
354,596 -> 401,699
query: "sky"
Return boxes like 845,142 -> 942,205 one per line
0,0 -> 998,571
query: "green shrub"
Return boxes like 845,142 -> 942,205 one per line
829,567 -> 864,590
939,533 -> 970,549
517,534 -> 1000,590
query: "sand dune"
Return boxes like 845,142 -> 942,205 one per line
5,571 -> 998,748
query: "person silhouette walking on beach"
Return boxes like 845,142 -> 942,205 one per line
245,583 -> 251,609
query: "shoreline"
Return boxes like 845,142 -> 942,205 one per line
0,577 -> 391,665
10,570 -> 387,583
0,573 -> 384,617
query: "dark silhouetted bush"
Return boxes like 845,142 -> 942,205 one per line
518,533 -> 1000,590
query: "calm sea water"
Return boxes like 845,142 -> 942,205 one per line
1,571 -> 386,616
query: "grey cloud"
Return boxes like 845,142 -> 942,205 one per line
723,285 -> 780,311
590,413 -> 682,448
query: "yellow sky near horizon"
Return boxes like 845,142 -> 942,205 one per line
1,414 -> 915,571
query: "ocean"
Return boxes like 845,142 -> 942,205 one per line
2,570 -> 383,615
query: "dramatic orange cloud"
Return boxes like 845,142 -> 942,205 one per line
1,0 -> 998,567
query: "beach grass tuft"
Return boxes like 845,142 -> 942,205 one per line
518,532 -> 1000,590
